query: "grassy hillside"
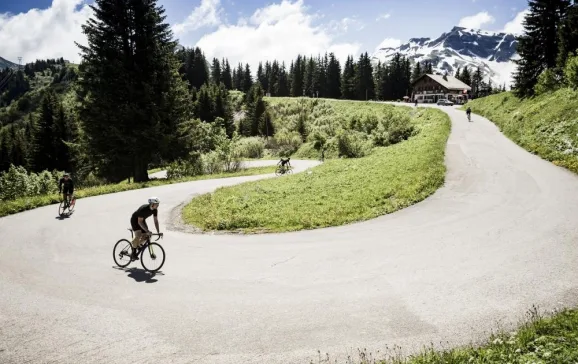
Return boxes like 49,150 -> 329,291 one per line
182,103 -> 450,233
465,89 -> 578,173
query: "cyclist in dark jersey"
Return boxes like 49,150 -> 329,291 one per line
58,173 -> 74,206
130,197 -> 162,259
278,157 -> 291,172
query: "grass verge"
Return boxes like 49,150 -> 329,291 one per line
316,306 -> 578,363
182,107 -> 450,233
0,166 -> 275,217
464,89 -> 578,173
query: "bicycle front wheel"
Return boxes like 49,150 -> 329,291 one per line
113,239 -> 134,268
58,201 -> 67,216
140,242 -> 166,272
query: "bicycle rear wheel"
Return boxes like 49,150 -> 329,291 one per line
113,239 -> 134,268
275,167 -> 283,176
140,242 -> 166,272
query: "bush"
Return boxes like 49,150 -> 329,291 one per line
534,68 -> 562,95
0,164 -> 61,200
202,151 -> 223,174
273,129 -> 303,157
564,53 -> 578,90
166,154 -> 204,179
336,129 -> 372,158
236,137 -> 265,158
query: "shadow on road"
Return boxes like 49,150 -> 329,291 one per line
55,214 -> 71,220
112,266 -> 164,283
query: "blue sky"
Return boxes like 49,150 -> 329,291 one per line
0,0 -> 528,72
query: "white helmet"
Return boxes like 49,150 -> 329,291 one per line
148,196 -> 160,204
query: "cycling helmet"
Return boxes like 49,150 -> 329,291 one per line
148,196 -> 160,204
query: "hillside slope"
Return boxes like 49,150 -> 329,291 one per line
466,89 -> 578,173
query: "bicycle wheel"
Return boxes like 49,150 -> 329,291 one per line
286,168 -> 293,175
275,167 -> 283,176
68,197 -> 76,213
58,201 -> 67,216
140,242 -> 166,272
113,239 -> 134,268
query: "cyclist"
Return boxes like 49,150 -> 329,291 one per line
58,172 -> 74,207
277,157 -> 291,173
130,197 -> 162,260
466,106 -> 472,120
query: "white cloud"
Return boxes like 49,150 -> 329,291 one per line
376,13 -> 391,21
458,11 -> 495,30
192,0 -> 360,73
327,17 -> 364,33
172,0 -> 222,35
0,0 -> 92,64
375,38 -> 402,50
502,9 -> 529,35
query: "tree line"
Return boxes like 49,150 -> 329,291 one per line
1,0 -> 508,184
513,0 -> 578,97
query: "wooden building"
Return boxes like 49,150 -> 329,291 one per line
412,74 -> 471,104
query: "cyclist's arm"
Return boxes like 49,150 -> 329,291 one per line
58,179 -> 62,193
137,217 -> 149,233
153,215 -> 160,233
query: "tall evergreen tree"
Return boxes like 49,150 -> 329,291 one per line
77,0 -> 190,182
242,63 -> 253,92
222,59 -> 233,89
513,0 -> 571,96
355,52 -> 374,100
291,55 -> 304,96
411,61 -> 422,83
211,58 -> 221,85
341,55 -> 356,99
557,2 -> 578,69
277,63 -> 290,97
326,53 -> 341,99
34,91 -> 56,171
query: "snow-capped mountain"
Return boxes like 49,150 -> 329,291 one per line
372,26 -> 519,87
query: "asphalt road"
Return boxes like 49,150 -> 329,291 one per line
2,106 -> 578,364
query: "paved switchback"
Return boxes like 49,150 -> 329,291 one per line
1,106 -> 578,364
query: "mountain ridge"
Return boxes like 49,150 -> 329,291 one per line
372,26 -> 519,87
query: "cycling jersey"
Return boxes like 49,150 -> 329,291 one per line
59,178 -> 74,194
130,204 -> 158,231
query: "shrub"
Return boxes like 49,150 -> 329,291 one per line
202,151 -> 223,174
166,154 -> 204,179
236,137 -> 265,158
336,129 -> 372,158
564,53 -> 578,90
273,129 -> 303,157
534,68 -> 561,95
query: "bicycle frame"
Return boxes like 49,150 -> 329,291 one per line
127,229 -> 163,255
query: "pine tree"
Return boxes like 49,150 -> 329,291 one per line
277,63 -> 290,97
513,0 -> 571,96
33,91 -> 56,171
242,63 -> 253,92
269,60 -> 280,96
291,55 -> 305,96
354,52 -> 374,100
211,58 -> 221,85
222,59 -> 233,89
233,63 -> 243,90
472,67 -> 483,97
341,55 -> 356,99
460,66 -> 472,85
76,0 -> 190,182
326,53 -> 341,99
454,66 -> 461,79
557,3 -> 578,69
411,61 -> 422,83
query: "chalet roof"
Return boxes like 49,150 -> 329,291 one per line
413,74 -> 472,91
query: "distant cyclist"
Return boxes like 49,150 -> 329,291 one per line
130,197 -> 162,260
466,106 -> 472,121
58,172 -> 74,206
278,157 -> 291,172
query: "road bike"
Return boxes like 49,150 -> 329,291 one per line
58,194 -> 76,216
467,112 -> 472,122
113,229 -> 166,272
275,165 -> 293,176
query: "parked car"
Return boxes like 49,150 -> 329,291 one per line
437,99 -> 454,106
